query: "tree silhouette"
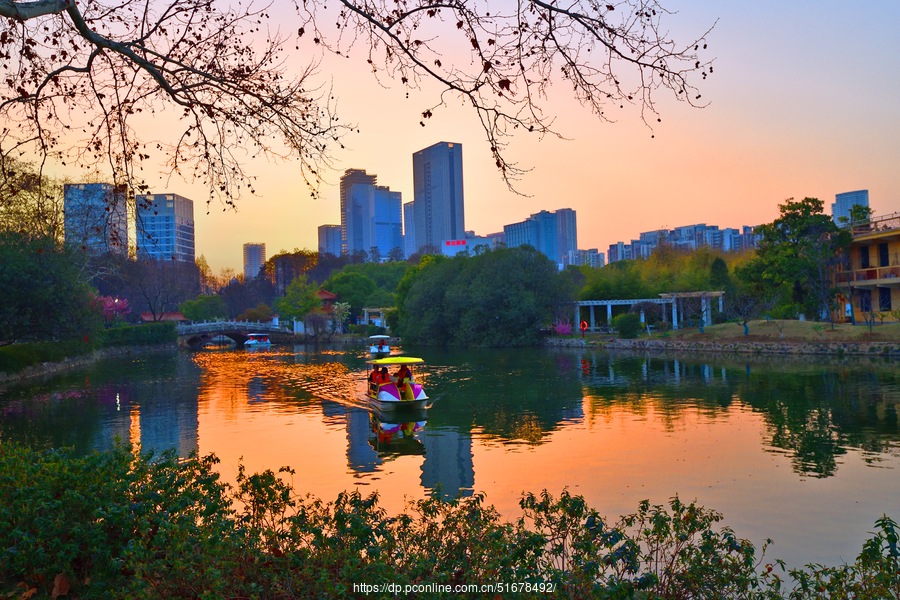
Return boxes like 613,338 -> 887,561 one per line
1,0 -> 714,199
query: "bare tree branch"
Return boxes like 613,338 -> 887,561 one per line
1,0 -> 713,199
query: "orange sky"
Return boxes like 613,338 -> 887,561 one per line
82,1 -> 900,272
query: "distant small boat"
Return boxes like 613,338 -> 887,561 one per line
368,334 -> 391,356
244,333 -> 271,346
365,356 -> 428,411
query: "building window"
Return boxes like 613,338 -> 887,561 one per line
860,246 -> 870,269
879,243 -> 889,267
879,288 -> 892,312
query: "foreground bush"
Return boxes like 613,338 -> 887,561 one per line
0,442 -> 896,599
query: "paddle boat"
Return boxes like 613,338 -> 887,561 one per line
368,334 -> 391,356
244,333 -> 272,346
365,356 -> 428,410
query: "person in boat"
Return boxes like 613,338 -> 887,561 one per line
377,366 -> 390,384
378,340 -> 386,352
395,364 -> 412,389
369,367 -> 379,393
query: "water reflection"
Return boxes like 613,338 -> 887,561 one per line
576,350 -> 900,478
2,345 -> 899,567
0,354 -> 200,457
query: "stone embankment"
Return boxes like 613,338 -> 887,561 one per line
605,338 -> 900,357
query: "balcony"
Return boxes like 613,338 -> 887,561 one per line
836,266 -> 900,287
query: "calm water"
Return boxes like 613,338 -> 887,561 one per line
1,345 -> 898,570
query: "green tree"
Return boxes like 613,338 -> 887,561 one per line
238,304 -> 272,322
274,276 -> 319,321
365,289 -> 395,308
735,197 -> 850,319
179,295 -> 228,322
331,302 -> 351,335
323,272 -> 378,317
398,246 -> 566,346
0,232 -> 103,344
611,313 -> 642,339
838,204 -> 874,226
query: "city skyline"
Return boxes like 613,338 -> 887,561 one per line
44,2 -> 900,272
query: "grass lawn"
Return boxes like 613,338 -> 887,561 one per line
660,319 -> 900,343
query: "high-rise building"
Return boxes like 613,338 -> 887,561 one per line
63,183 -> 129,255
135,193 -> 195,262
340,169 -> 377,255
403,201 -> 416,258
364,186 -> 403,260
318,225 -> 341,256
243,243 -> 266,280
412,142 -> 465,252
832,190 -> 869,225
503,208 -> 576,265
555,208 -> 578,262
607,222 -> 761,263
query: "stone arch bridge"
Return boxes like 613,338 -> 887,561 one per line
176,321 -> 288,348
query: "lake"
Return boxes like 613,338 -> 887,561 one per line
1,344 -> 898,571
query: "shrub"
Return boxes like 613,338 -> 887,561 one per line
552,319 -> 573,336
612,313 -> 642,339
1,442 -> 897,599
100,322 -> 177,347
0,339 -> 96,374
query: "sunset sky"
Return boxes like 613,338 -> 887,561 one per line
131,0 -> 900,273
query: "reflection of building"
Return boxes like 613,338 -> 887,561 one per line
420,429 -> 474,498
243,242 -> 266,280
64,183 -> 129,255
136,193 -> 195,262
93,387 -> 199,458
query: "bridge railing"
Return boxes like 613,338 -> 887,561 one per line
176,320 -> 288,335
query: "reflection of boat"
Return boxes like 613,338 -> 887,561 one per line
368,334 -> 391,356
245,333 -> 272,346
365,357 -> 428,410
369,411 -> 427,456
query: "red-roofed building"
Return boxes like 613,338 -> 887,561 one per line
317,289 -> 337,313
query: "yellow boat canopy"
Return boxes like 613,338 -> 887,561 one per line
366,357 -> 424,366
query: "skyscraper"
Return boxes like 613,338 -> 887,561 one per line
403,201 -> 416,258
63,183 -> 129,255
318,225 -> 341,255
364,186 -> 403,260
832,190 -> 869,224
503,208 -> 576,265
136,193 -> 195,262
243,243 -> 265,280
412,142 -> 464,251
340,169 -> 377,255
555,208 -> 578,261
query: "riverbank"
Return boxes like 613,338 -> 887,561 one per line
548,319 -> 900,357
0,343 -> 179,385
